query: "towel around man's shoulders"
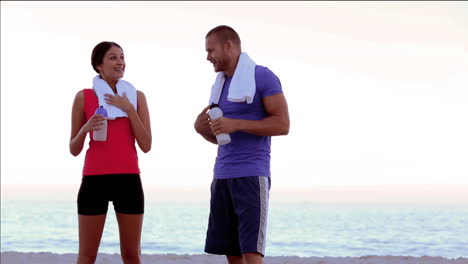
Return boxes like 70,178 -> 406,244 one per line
209,52 -> 257,105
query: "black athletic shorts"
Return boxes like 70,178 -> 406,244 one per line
77,174 -> 144,215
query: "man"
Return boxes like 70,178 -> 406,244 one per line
194,25 -> 290,264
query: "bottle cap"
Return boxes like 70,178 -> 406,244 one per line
210,103 -> 219,109
95,106 -> 108,117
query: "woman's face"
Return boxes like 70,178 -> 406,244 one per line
97,46 -> 125,81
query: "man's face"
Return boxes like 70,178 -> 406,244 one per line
205,35 -> 228,73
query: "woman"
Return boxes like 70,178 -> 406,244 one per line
69,41 -> 151,264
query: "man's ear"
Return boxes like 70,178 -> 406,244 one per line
224,40 -> 233,51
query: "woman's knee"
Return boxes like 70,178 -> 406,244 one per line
121,248 -> 141,263
77,253 -> 97,264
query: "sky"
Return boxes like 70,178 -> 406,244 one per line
1,2 -> 468,194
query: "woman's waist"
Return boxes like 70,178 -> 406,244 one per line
83,155 -> 140,175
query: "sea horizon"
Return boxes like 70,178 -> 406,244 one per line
2,183 -> 468,204
2,199 -> 467,258
3,183 -> 467,257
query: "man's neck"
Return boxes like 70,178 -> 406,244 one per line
224,53 -> 240,77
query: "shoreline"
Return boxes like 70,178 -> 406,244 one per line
1,252 -> 467,264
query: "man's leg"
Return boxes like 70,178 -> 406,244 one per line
226,253 -> 262,264
243,253 -> 263,264
204,179 -> 243,257
231,177 -> 270,260
227,255 -> 244,264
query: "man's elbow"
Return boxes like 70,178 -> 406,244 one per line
278,120 -> 290,135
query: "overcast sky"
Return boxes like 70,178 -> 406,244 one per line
1,2 -> 467,191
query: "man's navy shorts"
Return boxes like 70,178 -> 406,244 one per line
204,176 -> 271,256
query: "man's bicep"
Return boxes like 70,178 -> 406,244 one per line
263,93 -> 289,117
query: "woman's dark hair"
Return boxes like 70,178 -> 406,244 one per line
91,41 -> 122,74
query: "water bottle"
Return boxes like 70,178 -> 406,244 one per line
208,104 -> 231,145
93,106 -> 108,141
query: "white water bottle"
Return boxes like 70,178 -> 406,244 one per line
208,104 -> 231,145
93,106 -> 108,141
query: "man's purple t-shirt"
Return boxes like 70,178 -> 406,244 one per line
214,65 -> 283,179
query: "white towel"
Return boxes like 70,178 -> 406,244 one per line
92,75 -> 137,119
209,52 -> 256,105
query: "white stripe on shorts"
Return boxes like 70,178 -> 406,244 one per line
257,176 -> 269,255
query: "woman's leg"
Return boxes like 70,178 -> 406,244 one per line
116,213 -> 144,264
76,214 -> 107,264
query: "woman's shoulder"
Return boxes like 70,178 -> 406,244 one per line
136,90 -> 147,98
75,88 -> 93,95
73,89 -> 95,103
74,89 -> 84,99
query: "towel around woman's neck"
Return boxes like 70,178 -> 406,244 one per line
209,52 -> 256,105
92,75 -> 137,119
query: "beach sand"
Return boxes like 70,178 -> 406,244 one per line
1,252 -> 467,264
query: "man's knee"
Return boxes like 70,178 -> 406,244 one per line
243,252 -> 263,264
227,255 -> 244,264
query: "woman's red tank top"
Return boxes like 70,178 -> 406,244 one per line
82,89 -> 140,175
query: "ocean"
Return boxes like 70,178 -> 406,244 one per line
1,199 -> 467,258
